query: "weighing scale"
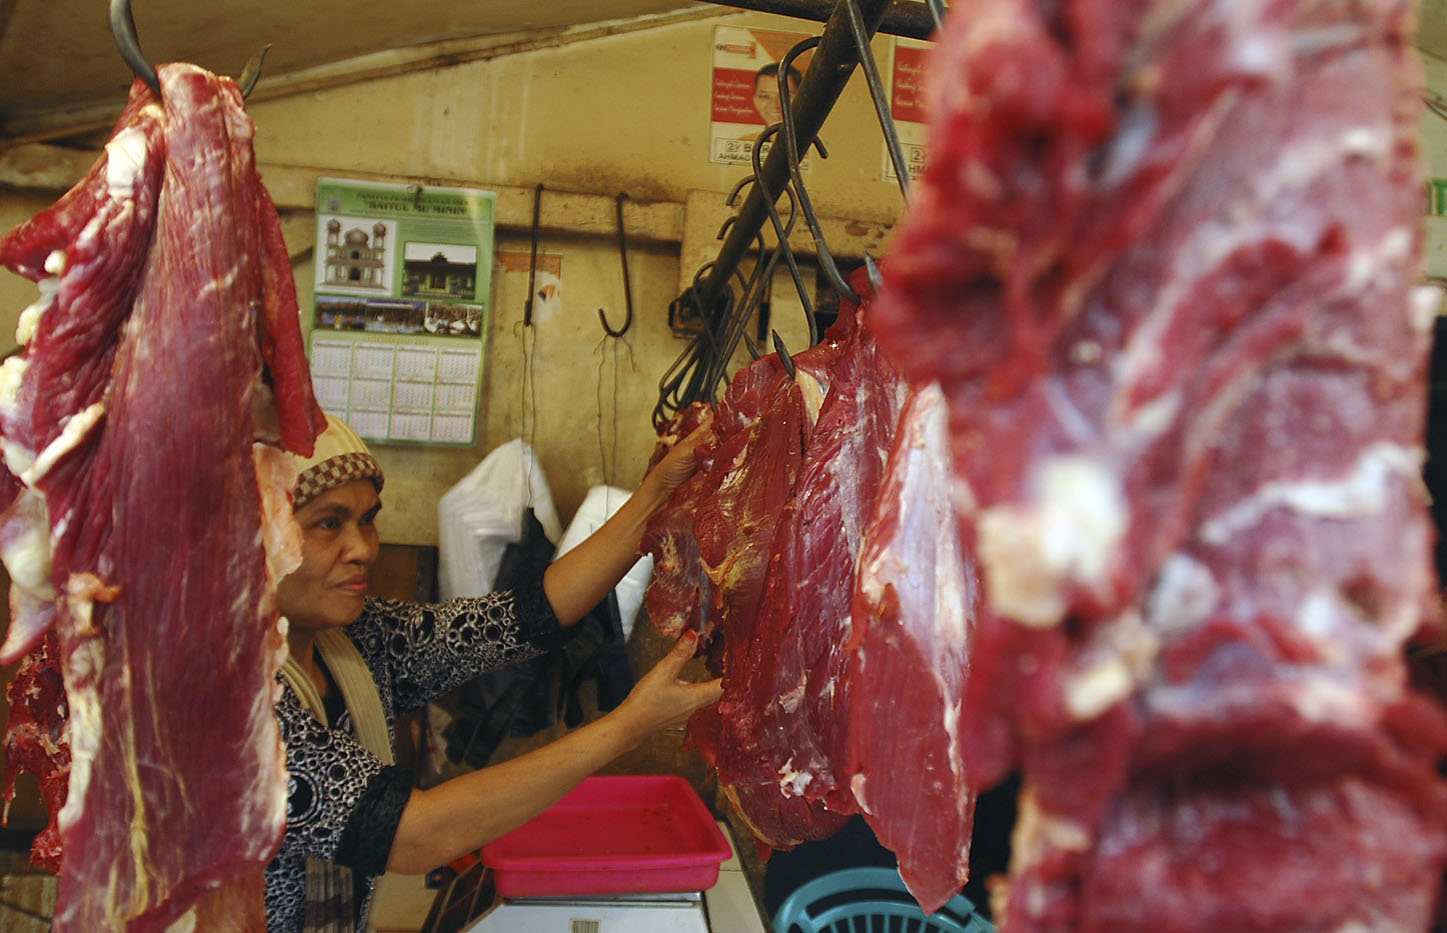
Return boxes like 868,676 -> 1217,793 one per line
465,890 -> 714,932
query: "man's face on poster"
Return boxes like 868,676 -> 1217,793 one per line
753,71 -> 799,126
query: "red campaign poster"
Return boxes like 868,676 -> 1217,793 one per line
709,24 -> 815,167
885,38 -> 934,183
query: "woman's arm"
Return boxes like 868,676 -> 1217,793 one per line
385,633 -> 721,873
542,417 -> 711,626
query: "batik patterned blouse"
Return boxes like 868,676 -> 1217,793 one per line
265,581 -> 560,932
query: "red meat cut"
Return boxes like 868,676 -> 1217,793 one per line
640,402 -> 716,639
0,63 -> 323,931
873,0 -> 1447,928
643,309 -> 860,849
847,381 -> 978,914
711,278 -> 905,822
2,630 -> 67,873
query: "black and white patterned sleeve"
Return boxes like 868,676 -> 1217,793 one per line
352,574 -> 562,714
274,687 -> 411,871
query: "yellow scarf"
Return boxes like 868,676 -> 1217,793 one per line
281,628 -> 394,764
280,628 -> 394,933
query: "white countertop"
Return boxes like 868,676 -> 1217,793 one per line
704,821 -> 769,933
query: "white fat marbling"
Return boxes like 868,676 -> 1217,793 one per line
16,276 -> 58,345
1146,553 -> 1220,634
23,402 -> 106,487
1199,441 -> 1418,545
977,456 -> 1126,627
0,494 -> 53,604
778,759 -> 812,796
1409,285 -> 1442,336
1063,658 -> 1134,719
105,126 -> 151,199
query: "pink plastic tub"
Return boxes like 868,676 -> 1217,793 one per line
481,774 -> 732,897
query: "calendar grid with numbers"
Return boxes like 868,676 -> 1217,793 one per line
309,334 -> 483,446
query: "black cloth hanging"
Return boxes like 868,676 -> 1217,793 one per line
444,508 -> 635,768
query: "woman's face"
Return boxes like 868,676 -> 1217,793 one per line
277,479 -> 381,633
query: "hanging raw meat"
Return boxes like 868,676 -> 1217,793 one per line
846,380 -> 978,914
640,402 -> 716,639
874,0 -> 1447,929
643,307 -> 861,848
711,277 -> 905,821
0,64 -> 323,931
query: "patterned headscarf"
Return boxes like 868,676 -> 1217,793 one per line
291,414 -> 385,510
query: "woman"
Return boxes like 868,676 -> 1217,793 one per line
266,414 -> 721,932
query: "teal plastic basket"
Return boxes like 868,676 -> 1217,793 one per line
771,867 -> 995,933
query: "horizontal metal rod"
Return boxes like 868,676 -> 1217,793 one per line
701,0 -> 936,40
693,0 -> 896,317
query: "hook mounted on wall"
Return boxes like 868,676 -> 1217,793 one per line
598,192 -> 635,338
524,183 -> 544,327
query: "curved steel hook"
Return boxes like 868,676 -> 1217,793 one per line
842,0 -> 910,197
111,0 -> 159,97
863,252 -> 884,293
752,124 -> 818,348
778,38 -> 860,306
524,183 -> 544,327
111,0 -> 269,100
772,330 -> 797,380
925,0 -> 946,31
238,44 -> 272,98
599,193 -> 634,338
726,174 -> 757,209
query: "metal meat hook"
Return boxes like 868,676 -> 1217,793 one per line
842,0 -> 911,198
524,183 -> 544,327
772,330 -> 797,380
750,125 -> 818,349
110,0 -> 269,99
778,36 -> 860,308
599,193 -> 634,338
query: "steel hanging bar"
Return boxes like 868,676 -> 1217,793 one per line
700,0 -> 937,40
689,0 -> 897,323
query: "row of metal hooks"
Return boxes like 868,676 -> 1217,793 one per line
522,184 -> 635,339
653,0 -> 942,430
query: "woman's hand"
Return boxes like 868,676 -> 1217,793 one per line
648,414 -> 714,498
389,631 -> 722,874
616,633 -> 722,734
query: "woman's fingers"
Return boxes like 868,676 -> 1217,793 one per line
656,413 -> 715,492
627,632 -> 721,731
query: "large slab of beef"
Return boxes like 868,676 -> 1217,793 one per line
643,311 -> 861,848
846,381 -> 979,913
873,0 -> 1447,928
0,64 -> 323,931
712,279 -> 905,820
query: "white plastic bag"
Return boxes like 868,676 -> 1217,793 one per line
437,439 -> 562,600
554,484 -> 655,640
